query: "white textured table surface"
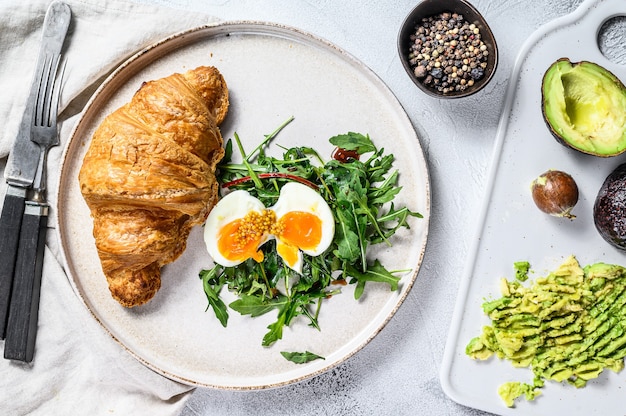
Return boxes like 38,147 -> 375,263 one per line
127,0 -> 621,415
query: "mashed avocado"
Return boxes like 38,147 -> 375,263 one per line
514,260 -> 531,282
466,256 -> 626,407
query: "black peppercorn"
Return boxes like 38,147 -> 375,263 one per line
430,68 -> 444,79
470,67 -> 484,80
407,12 -> 488,94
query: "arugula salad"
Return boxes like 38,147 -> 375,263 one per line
199,117 -> 422,352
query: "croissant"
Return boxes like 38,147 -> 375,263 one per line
78,66 -> 229,307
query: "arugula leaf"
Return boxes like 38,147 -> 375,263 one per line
229,294 -> 285,317
199,118 -> 423,349
333,206 -> 361,262
246,115 -> 295,162
329,132 -> 376,154
370,204 -> 424,245
367,152 -> 394,183
222,137 -> 233,164
346,260 -> 401,299
200,268 -> 229,327
368,170 -> 401,205
378,203 -> 423,223
281,350 -> 325,364
263,304 -> 289,346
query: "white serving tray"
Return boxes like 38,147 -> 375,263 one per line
441,0 -> 626,414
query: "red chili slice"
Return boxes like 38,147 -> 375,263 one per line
221,172 -> 319,190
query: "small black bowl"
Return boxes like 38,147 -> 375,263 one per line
398,0 -> 498,98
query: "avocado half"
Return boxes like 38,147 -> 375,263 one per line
541,58 -> 626,157
594,163 -> 626,250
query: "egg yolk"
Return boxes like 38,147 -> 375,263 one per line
216,209 -> 323,267
217,210 -> 276,263
275,211 -> 322,251
276,242 -> 299,268
274,211 -> 322,268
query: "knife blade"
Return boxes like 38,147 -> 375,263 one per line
0,1 -> 71,339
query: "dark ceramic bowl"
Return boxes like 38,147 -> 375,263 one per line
398,0 -> 498,98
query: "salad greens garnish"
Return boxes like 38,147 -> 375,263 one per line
199,117 -> 422,348
280,350 -> 325,364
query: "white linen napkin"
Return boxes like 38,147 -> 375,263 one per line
0,1 -> 219,415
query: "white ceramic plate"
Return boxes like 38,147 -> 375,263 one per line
56,21 -> 430,389
441,0 -> 626,414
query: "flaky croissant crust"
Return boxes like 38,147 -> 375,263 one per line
79,66 -> 228,307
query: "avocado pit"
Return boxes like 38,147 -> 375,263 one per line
531,169 -> 579,219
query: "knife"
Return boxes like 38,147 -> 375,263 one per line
3,204 -> 48,362
4,48 -> 67,362
0,1 -> 71,339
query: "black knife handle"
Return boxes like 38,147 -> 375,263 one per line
4,202 -> 48,363
0,185 -> 27,339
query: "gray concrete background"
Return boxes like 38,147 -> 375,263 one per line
127,1 -> 623,415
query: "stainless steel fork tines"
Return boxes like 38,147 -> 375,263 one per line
31,52 -> 63,203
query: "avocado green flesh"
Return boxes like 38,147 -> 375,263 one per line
498,382 -> 542,408
543,60 -> 626,156
466,256 -> 626,407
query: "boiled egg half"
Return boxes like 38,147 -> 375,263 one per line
203,189 -> 269,267
204,182 -> 335,274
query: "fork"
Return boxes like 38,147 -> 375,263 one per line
31,53 -> 63,204
4,52 -> 63,363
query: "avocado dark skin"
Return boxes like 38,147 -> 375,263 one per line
594,163 -> 626,250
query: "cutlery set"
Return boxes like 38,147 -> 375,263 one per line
0,1 -> 70,362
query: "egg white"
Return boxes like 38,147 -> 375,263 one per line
203,190 -> 267,267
